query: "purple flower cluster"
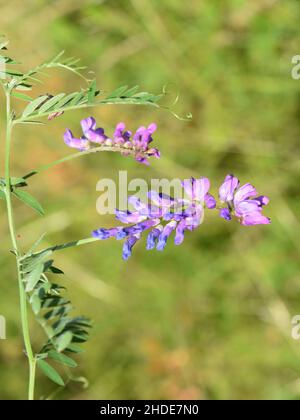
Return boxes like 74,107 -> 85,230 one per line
92,175 -> 270,261
64,117 -> 160,165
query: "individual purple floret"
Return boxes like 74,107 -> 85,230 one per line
122,234 -> 141,260
81,117 -> 108,144
181,177 -> 216,230
63,129 -> 90,151
219,174 -> 270,226
63,117 -> 161,165
92,177 -> 216,260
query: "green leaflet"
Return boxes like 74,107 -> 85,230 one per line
54,91 -> 79,109
55,331 -> 74,353
48,350 -> 77,368
47,265 -> 64,275
87,79 -> 97,103
22,95 -> 50,118
30,294 -> 41,315
38,93 -> 65,113
27,233 -> 47,255
37,360 -> 64,386
15,83 -> 33,91
11,91 -> 33,102
25,263 -> 44,292
106,85 -> 129,99
123,85 -> 139,97
65,344 -> 85,354
13,189 -> 45,216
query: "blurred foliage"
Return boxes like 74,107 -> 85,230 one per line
0,0 -> 300,400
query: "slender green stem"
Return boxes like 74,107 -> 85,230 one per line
28,358 -> 37,400
46,237 -> 99,252
5,95 -> 18,252
4,91 -> 36,400
21,237 -> 99,261
22,145 -> 142,180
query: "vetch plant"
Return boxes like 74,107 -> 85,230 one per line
0,38 -> 270,400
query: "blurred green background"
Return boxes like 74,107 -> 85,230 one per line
0,0 -> 300,400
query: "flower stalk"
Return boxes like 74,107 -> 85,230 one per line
23,145 -> 156,181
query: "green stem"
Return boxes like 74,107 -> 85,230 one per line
28,358 -> 37,400
22,145 -> 142,180
47,237 -> 99,252
21,237 -> 99,261
4,91 -> 36,400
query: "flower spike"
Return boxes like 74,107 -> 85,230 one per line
92,174 -> 270,260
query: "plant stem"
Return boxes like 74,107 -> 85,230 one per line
22,145 -> 141,180
21,237 -> 99,261
28,357 -> 37,400
4,91 -> 36,400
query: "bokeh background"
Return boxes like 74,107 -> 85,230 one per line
0,0 -> 300,400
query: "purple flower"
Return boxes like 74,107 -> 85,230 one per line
205,194 -> 217,209
146,225 -> 163,250
219,174 -> 270,226
92,227 -> 121,240
180,177 -> 216,233
174,220 -> 187,245
118,219 -> 160,239
64,118 -> 161,165
156,221 -> 177,251
115,209 -> 148,224
182,177 -> 216,208
133,124 -> 156,148
219,174 -> 240,202
81,117 -> 108,144
183,204 -> 204,231
220,208 -> 231,221
114,122 -> 132,145
123,234 -> 141,260
63,129 -> 90,151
